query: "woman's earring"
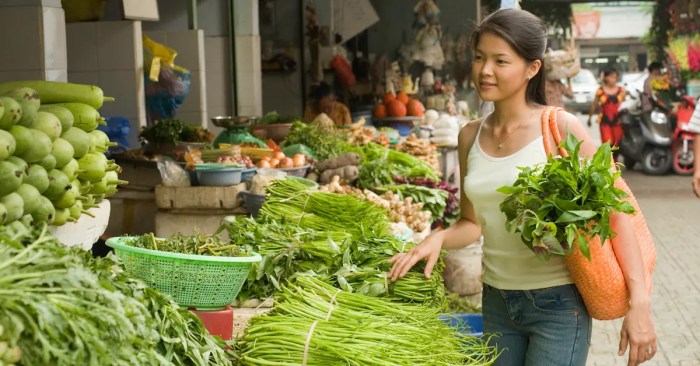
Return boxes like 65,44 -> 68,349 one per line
527,75 -> 531,81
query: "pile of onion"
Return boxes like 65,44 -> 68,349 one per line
257,152 -> 307,169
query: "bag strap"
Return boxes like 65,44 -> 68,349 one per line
541,106 -> 568,157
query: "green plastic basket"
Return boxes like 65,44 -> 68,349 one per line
106,237 -> 261,310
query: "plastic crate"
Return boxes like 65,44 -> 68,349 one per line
106,237 -> 261,310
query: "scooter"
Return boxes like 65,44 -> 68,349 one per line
671,123 -> 695,175
618,90 -> 674,175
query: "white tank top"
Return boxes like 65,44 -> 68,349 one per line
464,121 -> 573,290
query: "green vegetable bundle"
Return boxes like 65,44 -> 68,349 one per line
283,120 -> 351,160
259,177 -> 391,239
0,224 -> 232,366
139,119 -> 212,145
236,276 -> 499,366
356,143 -> 440,188
126,231 -> 249,257
498,135 -> 636,260
221,216 -> 352,301
221,216 -> 447,307
333,264 -> 446,307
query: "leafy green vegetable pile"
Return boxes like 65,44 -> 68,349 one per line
126,232 -> 249,257
221,178 -> 447,307
139,119 -> 212,145
259,177 -> 391,240
498,135 -> 636,260
355,143 -> 441,188
0,224 -> 232,366
283,121 -> 351,161
235,276 -> 500,366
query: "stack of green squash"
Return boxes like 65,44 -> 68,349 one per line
0,80 -> 127,227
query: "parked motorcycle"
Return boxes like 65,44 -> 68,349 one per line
671,123 -> 695,175
618,90 -> 673,175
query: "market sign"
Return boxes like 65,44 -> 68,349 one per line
572,4 -> 652,39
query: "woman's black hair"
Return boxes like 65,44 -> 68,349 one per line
470,9 -> 548,105
602,68 -> 618,78
310,82 -> 333,103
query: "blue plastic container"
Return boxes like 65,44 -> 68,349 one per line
195,167 -> 243,186
439,313 -> 483,337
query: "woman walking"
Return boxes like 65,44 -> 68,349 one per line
389,9 -> 656,366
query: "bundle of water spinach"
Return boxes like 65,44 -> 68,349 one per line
236,276 -> 500,366
259,177 -> 391,240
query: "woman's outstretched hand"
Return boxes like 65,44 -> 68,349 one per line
388,235 -> 444,281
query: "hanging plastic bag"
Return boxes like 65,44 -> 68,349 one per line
143,36 -> 191,123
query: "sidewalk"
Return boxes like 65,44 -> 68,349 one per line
586,171 -> 700,366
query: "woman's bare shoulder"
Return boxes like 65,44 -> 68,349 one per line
458,117 -> 485,144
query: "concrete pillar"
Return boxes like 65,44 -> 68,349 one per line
0,0 -> 67,82
233,0 -> 262,117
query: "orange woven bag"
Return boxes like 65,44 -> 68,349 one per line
541,107 -> 656,320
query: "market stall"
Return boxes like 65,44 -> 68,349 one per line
0,1 -> 491,363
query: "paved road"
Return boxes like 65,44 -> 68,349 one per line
578,114 -> 700,366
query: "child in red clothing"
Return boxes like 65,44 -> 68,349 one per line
587,68 -> 626,152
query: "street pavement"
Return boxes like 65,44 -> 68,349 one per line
577,115 -> 700,366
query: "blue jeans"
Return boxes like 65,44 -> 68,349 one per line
483,283 -> 592,366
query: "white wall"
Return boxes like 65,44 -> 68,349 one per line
66,21 -> 146,148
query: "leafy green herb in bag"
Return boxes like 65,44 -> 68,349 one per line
498,134 -> 635,260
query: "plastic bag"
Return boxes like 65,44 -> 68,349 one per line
157,156 -> 191,187
443,239 -> 483,296
250,168 -> 287,195
143,36 -> 191,122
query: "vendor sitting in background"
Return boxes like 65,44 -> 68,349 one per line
303,82 -> 352,127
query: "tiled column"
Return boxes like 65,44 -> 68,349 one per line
66,21 -> 146,148
0,0 -> 67,82
234,0 -> 262,117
